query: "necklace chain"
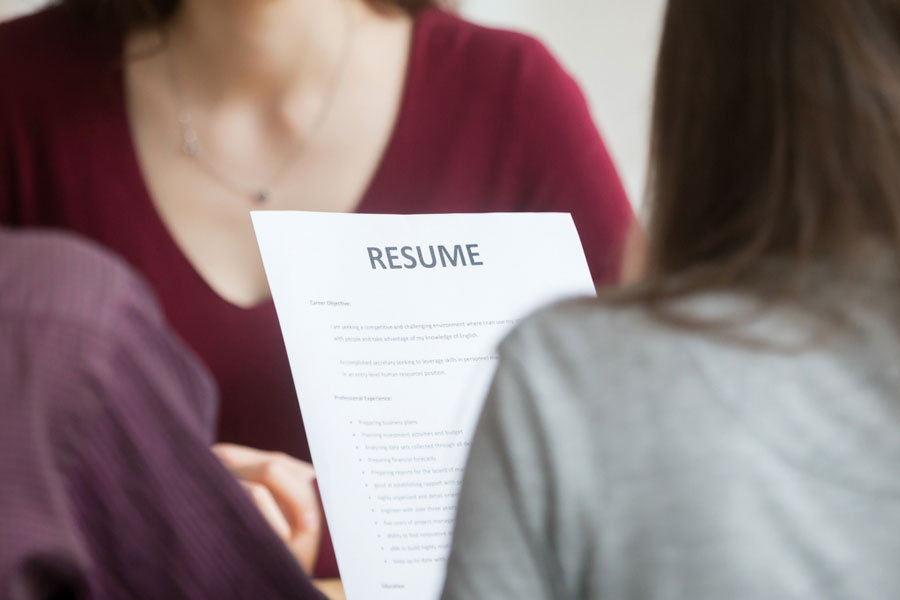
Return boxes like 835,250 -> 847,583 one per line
164,2 -> 357,204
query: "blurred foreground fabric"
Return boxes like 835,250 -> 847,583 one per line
0,229 -> 322,600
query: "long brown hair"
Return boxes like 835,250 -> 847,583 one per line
636,0 -> 900,309
61,0 -> 444,30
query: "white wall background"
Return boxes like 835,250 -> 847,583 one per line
1,0 -> 665,208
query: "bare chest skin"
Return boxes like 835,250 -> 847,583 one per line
124,12 -> 412,308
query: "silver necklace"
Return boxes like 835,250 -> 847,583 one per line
164,3 -> 357,205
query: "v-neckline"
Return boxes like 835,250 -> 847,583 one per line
113,9 -> 427,313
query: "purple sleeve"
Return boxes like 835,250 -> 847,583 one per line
0,232 -> 323,600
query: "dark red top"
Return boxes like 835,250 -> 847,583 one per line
0,6 -> 633,574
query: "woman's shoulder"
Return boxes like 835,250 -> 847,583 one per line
0,7 -> 86,70
504,296 -> 669,354
0,5 -> 67,43
414,9 -> 576,103
505,290 -> 812,353
408,10 -> 607,195
417,9 -> 556,66
498,292 -> 764,403
0,7 -> 117,112
499,287 -> 887,410
0,228 -> 165,335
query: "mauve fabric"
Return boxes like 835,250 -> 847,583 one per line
0,6 -> 634,577
0,229 -> 323,600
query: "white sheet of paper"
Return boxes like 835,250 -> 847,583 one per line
252,211 -> 596,600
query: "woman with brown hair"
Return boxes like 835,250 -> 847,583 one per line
0,0 -> 634,578
443,0 -> 900,597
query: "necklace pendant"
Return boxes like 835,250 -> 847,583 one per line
255,190 -> 271,204
182,128 -> 200,157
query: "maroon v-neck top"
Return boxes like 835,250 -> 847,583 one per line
1,8 -> 632,471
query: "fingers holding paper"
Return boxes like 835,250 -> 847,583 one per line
214,443 -> 323,574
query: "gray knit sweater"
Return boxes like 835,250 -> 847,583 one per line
442,285 -> 900,599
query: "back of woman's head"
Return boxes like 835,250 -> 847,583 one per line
643,0 -> 900,300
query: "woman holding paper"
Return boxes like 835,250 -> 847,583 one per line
0,0 -> 634,577
444,0 -> 900,598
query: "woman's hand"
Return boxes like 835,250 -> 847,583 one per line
213,443 -> 323,574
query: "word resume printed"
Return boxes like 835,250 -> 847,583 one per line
252,212 -> 596,600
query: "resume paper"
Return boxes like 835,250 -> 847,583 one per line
252,212 -> 596,600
